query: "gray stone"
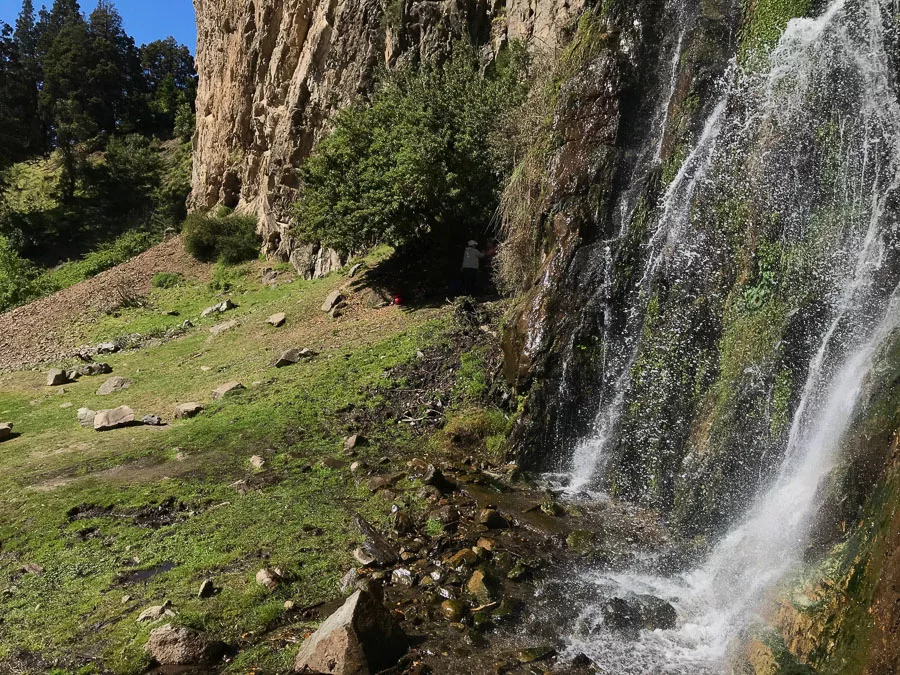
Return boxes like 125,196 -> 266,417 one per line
267,312 -> 286,327
94,406 -> 135,431
212,381 -> 245,400
274,347 -> 316,367
142,415 -> 164,426
256,568 -> 281,590
97,376 -> 132,396
250,455 -> 265,469
96,342 -> 119,354
321,289 -> 344,313
0,422 -> 12,441
47,369 -> 70,387
201,299 -> 236,318
198,579 -> 216,599
354,514 -> 398,567
137,600 -> 175,623
348,262 -> 365,278
145,623 -> 226,666
293,587 -> 407,675
209,319 -> 238,336
75,362 -> 112,377
77,408 -> 97,428
174,403 -> 204,420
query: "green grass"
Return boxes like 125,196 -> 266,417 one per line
0,250 -> 458,673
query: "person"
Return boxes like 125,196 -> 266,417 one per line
461,239 -> 485,296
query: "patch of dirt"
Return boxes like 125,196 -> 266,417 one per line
67,496 -> 192,529
0,236 -> 212,373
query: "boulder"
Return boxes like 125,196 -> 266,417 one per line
142,415 -> 164,426
137,600 -> 175,623
47,369 -> 70,387
97,376 -> 132,396
348,262 -> 365,278
75,362 -> 113,377
601,594 -> 677,631
146,623 -> 226,666
96,342 -> 119,354
0,422 -> 12,441
201,299 -> 236,318
174,402 -> 204,420
210,319 -> 239,336
293,587 -> 407,675
467,569 -> 499,604
250,455 -> 265,469
77,408 -> 97,428
94,406 -> 135,431
274,347 -> 316,367
198,579 -> 216,599
354,514 -> 399,567
343,434 -> 364,451
267,312 -> 286,327
212,381 -> 245,400
321,290 -> 344,313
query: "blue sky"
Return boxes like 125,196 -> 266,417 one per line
0,0 -> 197,51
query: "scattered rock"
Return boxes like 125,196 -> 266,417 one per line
391,568 -> 415,587
423,464 -> 456,493
321,290 -> 344,313
441,599 -> 467,622
343,434 -> 365,451
274,347 -> 317,367
284,600 -> 295,610
77,408 -> 97,428
212,381 -> 244,400
353,548 -> 376,566
365,288 -> 392,308
94,406 -> 135,431
97,376 -> 132,396
75,362 -> 112,377
601,594 -> 678,631
476,537 -> 496,552
256,568 -> 282,591
479,508 -> 510,529
321,457 -> 347,470
348,262 -> 365,278
350,460 -> 368,474
340,568 -> 361,593
366,474 -> 401,493
201,299 -> 236,318
354,514 -> 399,567
444,549 -> 478,570
46,369 -> 70,387
96,342 -> 119,354
174,403 -> 204,420
250,455 -> 265,469
293,586 -> 407,675
146,623 -> 226,666
267,312 -> 286,327
467,570 -> 499,604
0,422 -> 12,441
142,415 -> 164,426
198,579 -> 216,599
137,600 -> 175,623
209,319 -> 238,336
183,320 -> 194,329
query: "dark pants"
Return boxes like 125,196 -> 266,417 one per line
462,267 -> 478,296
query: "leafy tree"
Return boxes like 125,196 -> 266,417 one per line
140,37 -> 197,136
293,43 -> 529,255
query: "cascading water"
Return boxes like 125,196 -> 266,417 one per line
553,0 -> 900,670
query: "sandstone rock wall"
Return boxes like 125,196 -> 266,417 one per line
190,0 -> 582,269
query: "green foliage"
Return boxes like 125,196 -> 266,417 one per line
739,0 -> 812,68
183,212 -> 261,265
293,42 -> 529,254
150,271 -> 184,289
0,234 -> 52,311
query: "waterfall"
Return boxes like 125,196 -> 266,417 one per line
556,0 -> 900,669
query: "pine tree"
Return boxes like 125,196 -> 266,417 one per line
14,0 -> 36,59
11,0 -> 43,155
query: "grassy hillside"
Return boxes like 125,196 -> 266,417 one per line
0,249 -> 507,673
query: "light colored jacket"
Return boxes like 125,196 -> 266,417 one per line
462,246 -> 484,270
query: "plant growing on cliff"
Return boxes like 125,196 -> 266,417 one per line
183,211 -> 261,265
292,42 -> 529,256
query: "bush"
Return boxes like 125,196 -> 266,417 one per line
151,271 -> 184,289
0,235 -> 54,312
293,41 -> 530,255
182,212 -> 260,265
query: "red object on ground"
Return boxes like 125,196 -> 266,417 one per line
393,295 -> 403,305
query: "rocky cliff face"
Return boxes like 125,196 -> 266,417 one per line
190,0 -> 583,269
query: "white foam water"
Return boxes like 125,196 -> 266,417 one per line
559,0 -> 900,669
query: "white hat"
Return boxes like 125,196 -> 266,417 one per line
468,240 -> 478,247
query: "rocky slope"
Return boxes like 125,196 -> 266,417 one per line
190,0 -> 582,269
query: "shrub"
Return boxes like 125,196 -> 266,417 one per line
0,235 -> 54,312
151,271 -> 184,289
293,41 -> 530,255
182,212 -> 260,264
42,229 -> 155,290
